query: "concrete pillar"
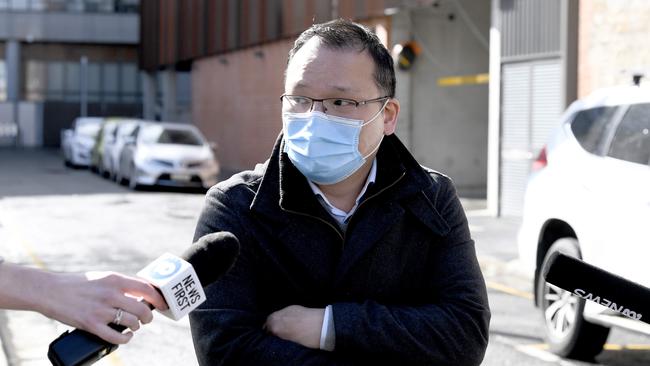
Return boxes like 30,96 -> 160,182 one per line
487,0 -> 501,216
161,68 -> 177,121
6,40 -> 21,102
142,71 -> 157,120
6,40 -> 21,146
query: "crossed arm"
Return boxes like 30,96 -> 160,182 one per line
189,187 -> 490,366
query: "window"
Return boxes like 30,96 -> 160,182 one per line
64,62 -> 80,101
86,63 -> 102,102
102,63 -> 119,102
607,103 -> 650,166
570,106 -> 618,154
0,60 -> 6,101
46,62 -> 65,100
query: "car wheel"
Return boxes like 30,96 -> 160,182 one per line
115,167 -> 126,185
537,238 -> 610,361
98,160 -> 106,177
63,151 -> 73,168
128,164 -> 139,191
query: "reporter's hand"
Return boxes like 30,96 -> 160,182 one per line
264,305 -> 324,349
39,271 -> 168,344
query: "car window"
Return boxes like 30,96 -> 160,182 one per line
76,122 -> 101,137
570,106 -> 618,154
141,126 -> 203,146
607,103 -> 650,165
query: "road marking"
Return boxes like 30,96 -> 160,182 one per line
515,344 -> 578,365
523,342 -> 650,353
0,213 -> 126,366
486,280 -> 534,300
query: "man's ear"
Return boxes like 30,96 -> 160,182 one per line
383,99 -> 400,135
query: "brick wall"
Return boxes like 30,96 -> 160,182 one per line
578,0 -> 650,97
192,39 -> 294,176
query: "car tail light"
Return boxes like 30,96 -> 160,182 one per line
532,146 -> 548,172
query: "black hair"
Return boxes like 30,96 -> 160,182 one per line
287,19 -> 396,98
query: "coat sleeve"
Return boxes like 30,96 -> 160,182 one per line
189,186 -> 353,366
331,177 -> 491,366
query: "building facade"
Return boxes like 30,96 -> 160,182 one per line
0,0 -> 143,147
140,0 -> 650,215
140,0 -> 491,194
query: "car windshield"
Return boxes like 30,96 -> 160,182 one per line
76,122 -> 101,137
140,126 -> 204,146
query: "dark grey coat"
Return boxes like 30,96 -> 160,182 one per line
189,134 -> 490,365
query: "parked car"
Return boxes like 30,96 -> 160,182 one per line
106,119 -> 142,180
93,118 -> 128,178
90,118 -> 114,174
116,122 -> 220,190
518,85 -> 650,360
61,117 -> 104,167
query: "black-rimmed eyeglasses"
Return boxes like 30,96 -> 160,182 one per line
280,94 -> 389,117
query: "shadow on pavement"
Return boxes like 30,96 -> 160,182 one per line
0,148 -> 209,198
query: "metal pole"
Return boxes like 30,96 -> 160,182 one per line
80,56 -> 88,117
487,0 -> 501,217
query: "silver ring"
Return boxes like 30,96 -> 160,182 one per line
113,308 -> 124,325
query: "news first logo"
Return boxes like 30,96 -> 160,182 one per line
148,257 -> 182,280
573,288 -> 643,321
170,275 -> 202,311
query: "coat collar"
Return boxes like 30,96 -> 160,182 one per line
249,133 -> 451,286
250,133 -> 435,218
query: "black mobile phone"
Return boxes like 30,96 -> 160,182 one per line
48,325 -> 122,366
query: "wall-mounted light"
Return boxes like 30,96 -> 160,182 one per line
396,41 -> 421,71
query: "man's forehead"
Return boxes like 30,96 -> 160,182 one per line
285,37 -> 375,95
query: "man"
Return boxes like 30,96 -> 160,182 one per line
190,19 -> 490,365
0,257 -> 167,344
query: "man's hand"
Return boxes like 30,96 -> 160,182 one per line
264,305 -> 324,349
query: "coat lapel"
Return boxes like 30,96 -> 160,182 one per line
250,134 -> 343,288
332,135 -> 450,285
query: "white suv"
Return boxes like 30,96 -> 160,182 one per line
518,85 -> 650,360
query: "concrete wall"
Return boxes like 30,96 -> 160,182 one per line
578,0 -> 650,97
392,0 -> 490,197
192,40 -> 293,175
0,102 -> 43,147
0,12 -> 138,44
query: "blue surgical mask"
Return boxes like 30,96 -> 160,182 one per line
282,105 -> 386,185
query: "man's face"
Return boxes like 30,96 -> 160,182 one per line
284,37 -> 398,158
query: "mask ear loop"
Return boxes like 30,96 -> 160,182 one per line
361,99 -> 390,127
361,98 -> 390,159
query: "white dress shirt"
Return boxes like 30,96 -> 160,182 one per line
307,159 -> 377,351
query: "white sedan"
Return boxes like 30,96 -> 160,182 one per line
61,117 -> 103,167
518,85 -> 650,361
117,123 -> 220,190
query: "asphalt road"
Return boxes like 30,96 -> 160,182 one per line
1,148 -> 649,365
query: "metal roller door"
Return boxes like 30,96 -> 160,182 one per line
500,59 -> 563,216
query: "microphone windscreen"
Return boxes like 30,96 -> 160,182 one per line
543,252 -> 648,323
182,231 -> 240,287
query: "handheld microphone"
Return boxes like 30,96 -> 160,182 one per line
47,232 -> 240,366
543,252 -> 649,323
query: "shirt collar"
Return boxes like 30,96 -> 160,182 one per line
308,158 -> 377,221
